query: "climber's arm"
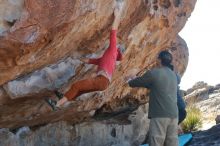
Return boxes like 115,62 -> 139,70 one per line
112,0 -> 123,30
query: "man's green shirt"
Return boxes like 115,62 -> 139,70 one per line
129,66 -> 178,118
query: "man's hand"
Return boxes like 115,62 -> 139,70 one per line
124,75 -> 136,83
124,68 -> 139,83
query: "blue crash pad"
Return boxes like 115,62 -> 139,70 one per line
140,133 -> 192,146
179,133 -> 192,146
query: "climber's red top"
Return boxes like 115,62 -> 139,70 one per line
89,30 -> 122,80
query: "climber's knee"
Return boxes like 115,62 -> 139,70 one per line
96,75 -> 110,91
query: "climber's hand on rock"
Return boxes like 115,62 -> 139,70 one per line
114,0 -> 124,18
124,68 -> 139,82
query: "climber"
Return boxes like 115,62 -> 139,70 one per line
45,0 -> 125,110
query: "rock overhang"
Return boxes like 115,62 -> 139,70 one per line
0,0 -> 197,128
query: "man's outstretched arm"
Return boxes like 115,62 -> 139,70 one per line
128,71 -> 153,88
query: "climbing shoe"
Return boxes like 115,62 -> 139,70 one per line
54,90 -> 64,100
45,97 -> 59,111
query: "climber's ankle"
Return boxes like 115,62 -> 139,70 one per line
56,96 -> 68,107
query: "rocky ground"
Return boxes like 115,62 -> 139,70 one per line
181,82 -> 220,145
188,124 -> 220,146
184,82 -> 220,130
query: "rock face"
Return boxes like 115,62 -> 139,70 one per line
0,0 -> 24,34
0,105 -> 149,146
0,0 -> 196,128
0,0 -> 197,145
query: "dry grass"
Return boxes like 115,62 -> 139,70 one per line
181,104 -> 202,133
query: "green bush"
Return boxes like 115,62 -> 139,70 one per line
181,106 -> 202,132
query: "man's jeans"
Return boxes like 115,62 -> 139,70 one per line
149,118 -> 178,146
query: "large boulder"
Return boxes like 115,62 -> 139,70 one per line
0,0 -> 196,131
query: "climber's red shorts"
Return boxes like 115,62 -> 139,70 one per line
64,75 -> 110,101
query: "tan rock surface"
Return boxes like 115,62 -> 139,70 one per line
0,0 -> 196,128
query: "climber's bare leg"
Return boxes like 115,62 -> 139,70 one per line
55,75 -> 109,108
56,96 -> 68,107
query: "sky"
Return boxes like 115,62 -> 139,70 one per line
179,0 -> 220,90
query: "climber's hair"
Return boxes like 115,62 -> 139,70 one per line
158,50 -> 174,70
